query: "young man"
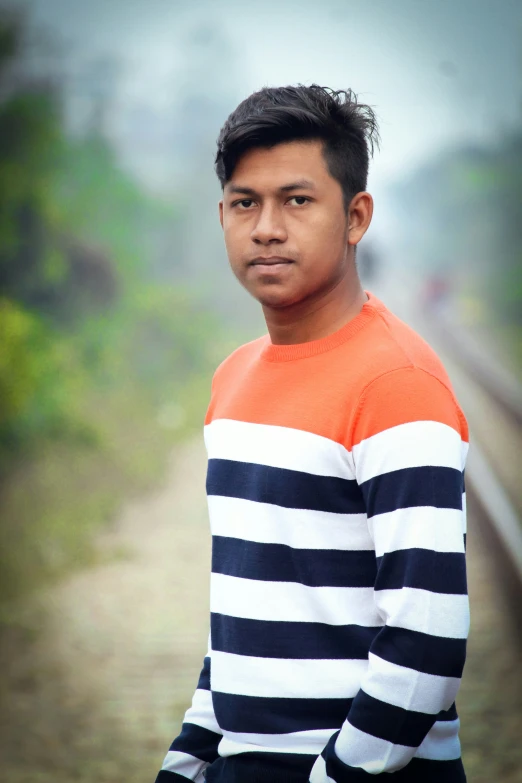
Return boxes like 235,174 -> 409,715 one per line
155,85 -> 469,783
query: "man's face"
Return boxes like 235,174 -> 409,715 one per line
219,140 -> 355,310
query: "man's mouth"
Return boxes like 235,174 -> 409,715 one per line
249,257 -> 294,267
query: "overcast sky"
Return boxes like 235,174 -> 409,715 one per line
16,0 -> 522,222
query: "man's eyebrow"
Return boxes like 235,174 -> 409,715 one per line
227,179 -> 316,196
280,179 -> 316,192
227,185 -> 257,196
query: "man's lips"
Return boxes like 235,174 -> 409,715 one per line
249,256 -> 295,266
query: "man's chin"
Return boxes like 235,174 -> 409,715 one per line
252,288 -> 302,310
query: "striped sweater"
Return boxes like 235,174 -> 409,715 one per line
156,290 -> 469,783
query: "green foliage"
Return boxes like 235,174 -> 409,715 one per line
0,298 -> 90,464
0,12 -> 232,610
50,135 -> 176,282
0,89 -> 62,298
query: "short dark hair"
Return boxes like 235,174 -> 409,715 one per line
215,84 -> 379,210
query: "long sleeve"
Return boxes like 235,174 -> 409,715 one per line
310,367 -> 469,781
155,643 -> 223,782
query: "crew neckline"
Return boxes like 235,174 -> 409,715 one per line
260,289 -> 385,362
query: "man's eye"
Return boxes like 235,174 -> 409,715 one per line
236,199 -> 254,208
290,196 -> 309,206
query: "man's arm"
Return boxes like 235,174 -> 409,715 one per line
155,641 -> 222,782
310,367 -> 469,781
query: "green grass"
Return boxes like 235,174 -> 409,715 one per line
0,368 -> 215,618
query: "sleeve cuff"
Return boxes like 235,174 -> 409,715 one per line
309,730 -> 383,783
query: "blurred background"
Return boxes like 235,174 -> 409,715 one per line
0,1 -> 520,781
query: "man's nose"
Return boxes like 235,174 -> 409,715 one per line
250,204 -> 287,244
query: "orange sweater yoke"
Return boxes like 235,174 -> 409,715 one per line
206,290 -> 468,451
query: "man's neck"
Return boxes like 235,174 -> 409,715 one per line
262,278 -> 368,346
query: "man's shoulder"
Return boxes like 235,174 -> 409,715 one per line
363,299 -> 454,393
212,334 -> 267,385
349,302 -> 467,447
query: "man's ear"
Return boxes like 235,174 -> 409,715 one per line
218,200 -> 224,229
347,191 -> 373,246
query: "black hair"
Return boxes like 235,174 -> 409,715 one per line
215,84 -> 379,211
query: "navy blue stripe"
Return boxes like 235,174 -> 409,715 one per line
170,722 -> 221,762
348,690 -> 435,747
205,752 -> 317,783
212,536 -> 376,587
206,459 -> 365,514
156,772 -> 196,782
437,702 -> 458,721
211,613 -> 380,659
196,657 -> 211,690
360,466 -> 464,518
212,691 -> 353,733
371,625 -> 466,678
400,758 -> 466,783
321,731 -> 465,782
375,548 -> 467,594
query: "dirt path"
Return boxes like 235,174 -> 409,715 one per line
0,424 -> 520,781
0,435 -> 211,783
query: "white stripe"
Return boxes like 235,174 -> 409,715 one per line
183,687 -> 222,734
368,506 -> 466,556
415,718 -> 462,760
353,421 -> 463,483
309,754 -> 336,783
363,652 -> 460,714
376,588 -> 470,639
161,750 -> 207,779
208,495 -> 371,550
461,439 -> 469,467
211,573 -> 383,626
334,720 -> 412,773
218,727 -> 336,756
462,492 -> 467,534
211,650 -> 367,699
213,718 -> 463,768
204,419 -> 354,478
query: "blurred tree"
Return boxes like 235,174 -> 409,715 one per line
393,134 -> 522,326
0,9 -> 118,322
0,6 -> 227,605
